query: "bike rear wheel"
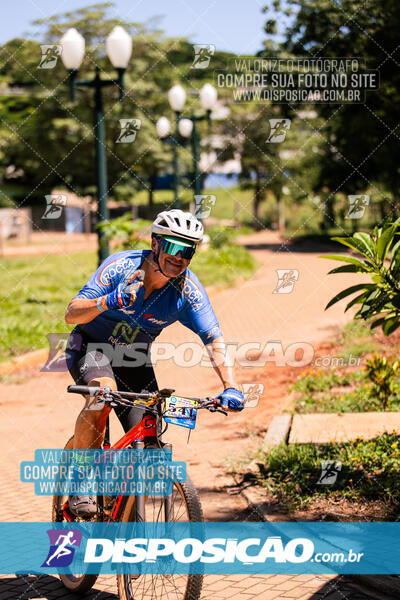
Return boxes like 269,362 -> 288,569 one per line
117,477 -> 204,600
51,436 -> 98,594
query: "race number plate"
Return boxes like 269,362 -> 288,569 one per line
164,396 -> 198,429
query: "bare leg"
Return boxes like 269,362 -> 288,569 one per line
69,377 -> 116,516
73,377 -> 115,450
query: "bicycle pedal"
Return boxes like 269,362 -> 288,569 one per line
104,495 -> 117,510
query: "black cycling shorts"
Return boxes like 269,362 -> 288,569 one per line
67,329 -> 158,434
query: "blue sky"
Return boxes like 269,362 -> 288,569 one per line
2,0 -> 267,54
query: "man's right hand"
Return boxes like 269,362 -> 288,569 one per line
105,270 -> 144,310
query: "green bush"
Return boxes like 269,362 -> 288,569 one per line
255,433 -> 400,509
323,218 -> 400,335
206,225 -> 238,249
365,354 -> 400,410
97,214 -> 151,250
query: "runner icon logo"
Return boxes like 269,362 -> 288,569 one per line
42,529 -> 82,567
317,461 -> 342,485
273,269 -> 299,294
42,194 -> 67,219
266,119 -> 291,143
38,45 -> 61,69
191,45 -> 215,69
116,119 -> 141,143
346,195 -> 370,220
194,194 -> 216,219
242,383 -> 264,408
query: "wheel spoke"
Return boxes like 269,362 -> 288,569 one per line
119,481 -> 203,600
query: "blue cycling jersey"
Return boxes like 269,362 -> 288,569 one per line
73,249 -> 222,346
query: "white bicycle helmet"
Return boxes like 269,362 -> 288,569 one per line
151,209 -> 204,245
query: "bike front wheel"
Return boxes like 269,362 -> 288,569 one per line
117,477 -> 204,600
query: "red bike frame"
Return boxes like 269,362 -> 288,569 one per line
63,406 -> 159,522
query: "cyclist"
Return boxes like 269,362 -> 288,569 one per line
65,209 -> 245,517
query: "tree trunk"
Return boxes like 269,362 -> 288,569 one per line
253,171 -> 263,228
148,173 -> 157,207
277,193 -> 285,232
389,188 -> 398,220
321,194 -> 334,232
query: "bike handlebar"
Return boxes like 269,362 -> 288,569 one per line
67,385 -> 227,415
67,384 -> 159,400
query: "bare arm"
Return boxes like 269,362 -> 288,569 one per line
65,296 -> 106,325
204,336 -> 237,389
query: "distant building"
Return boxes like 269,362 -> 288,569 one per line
0,207 -> 31,240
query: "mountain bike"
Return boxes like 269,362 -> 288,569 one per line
51,384 -> 227,600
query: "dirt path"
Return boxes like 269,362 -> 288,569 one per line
0,230 -> 356,524
2,232 -> 97,257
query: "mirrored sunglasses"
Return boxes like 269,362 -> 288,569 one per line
159,237 -> 196,259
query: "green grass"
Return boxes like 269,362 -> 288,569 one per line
130,186 -> 271,226
338,320 -> 380,359
290,369 -> 382,413
293,380 -> 400,413
292,369 -> 361,395
130,186 -> 380,235
255,433 -> 400,512
191,244 -> 257,287
290,317 -> 392,414
0,252 -> 97,361
292,357 -> 400,414
1,240 -> 258,362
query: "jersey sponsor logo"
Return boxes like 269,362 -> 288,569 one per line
110,321 -> 140,344
98,257 -> 136,286
142,313 -> 167,326
177,276 -> 204,312
146,318 -> 168,326
206,325 -> 221,339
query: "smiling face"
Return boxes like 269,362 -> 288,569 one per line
151,236 -> 193,278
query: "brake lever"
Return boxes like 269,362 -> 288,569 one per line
98,388 -> 119,407
206,398 -> 228,416
216,407 -> 228,416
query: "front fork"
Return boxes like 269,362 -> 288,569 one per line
133,439 -> 173,523
163,442 -> 173,521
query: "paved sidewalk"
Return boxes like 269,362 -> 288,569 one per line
0,573 -> 378,599
289,412 -> 400,444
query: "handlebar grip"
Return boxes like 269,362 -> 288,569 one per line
67,385 -> 100,395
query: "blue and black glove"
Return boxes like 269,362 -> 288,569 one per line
105,269 -> 144,310
216,387 -> 245,412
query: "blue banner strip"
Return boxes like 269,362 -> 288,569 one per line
0,522 -> 399,575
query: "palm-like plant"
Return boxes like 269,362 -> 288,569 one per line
323,218 -> 400,335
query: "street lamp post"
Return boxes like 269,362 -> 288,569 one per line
156,84 -> 194,210
156,117 -> 178,207
60,26 -> 132,264
156,116 -> 193,209
157,83 -> 218,214
192,83 -> 218,199
161,84 -> 218,216
166,84 -> 187,208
